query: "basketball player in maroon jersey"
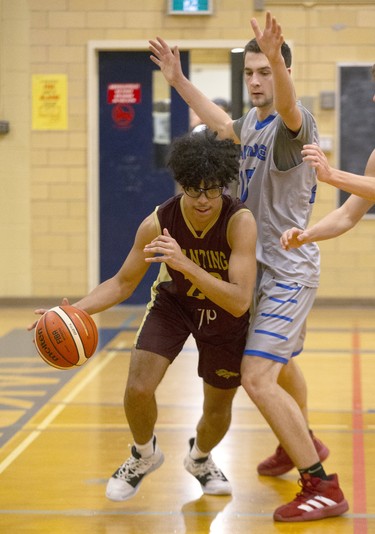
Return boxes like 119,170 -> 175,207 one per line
30,129 -> 257,502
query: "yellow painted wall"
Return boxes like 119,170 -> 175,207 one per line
0,0 -> 374,301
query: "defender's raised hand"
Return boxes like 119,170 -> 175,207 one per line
149,37 -> 184,87
250,11 -> 284,62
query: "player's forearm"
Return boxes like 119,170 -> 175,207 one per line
182,261 -> 251,317
322,169 -> 375,202
73,278 -> 133,315
302,211 -> 358,244
271,56 -> 297,118
172,76 -> 234,139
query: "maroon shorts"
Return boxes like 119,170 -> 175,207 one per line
135,289 -> 250,389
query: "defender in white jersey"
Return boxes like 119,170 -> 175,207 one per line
149,10 -> 348,522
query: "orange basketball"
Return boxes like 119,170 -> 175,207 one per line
34,305 -> 98,370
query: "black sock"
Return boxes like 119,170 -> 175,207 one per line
299,462 -> 328,480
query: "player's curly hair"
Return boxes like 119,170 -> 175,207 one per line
167,129 -> 239,189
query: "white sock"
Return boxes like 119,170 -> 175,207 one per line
190,439 -> 209,460
134,435 -> 155,458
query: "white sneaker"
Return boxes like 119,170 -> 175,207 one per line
106,436 -> 164,502
183,438 -> 232,495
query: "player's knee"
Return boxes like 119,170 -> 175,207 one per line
208,404 -> 231,422
240,371 -> 266,403
203,397 -> 232,428
124,380 -> 154,405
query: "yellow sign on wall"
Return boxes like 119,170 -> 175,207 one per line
32,74 -> 68,130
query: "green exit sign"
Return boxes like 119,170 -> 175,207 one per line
168,0 -> 213,15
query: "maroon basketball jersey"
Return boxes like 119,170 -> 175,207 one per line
152,193 -> 250,318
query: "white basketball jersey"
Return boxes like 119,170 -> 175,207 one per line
234,103 -> 320,287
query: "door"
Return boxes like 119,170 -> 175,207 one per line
99,51 -> 189,304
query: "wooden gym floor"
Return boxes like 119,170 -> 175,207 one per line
0,303 -> 375,533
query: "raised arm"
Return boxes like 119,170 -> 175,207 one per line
251,11 -> 301,132
302,144 -> 375,202
148,37 -> 236,141
144,210 -> 257,317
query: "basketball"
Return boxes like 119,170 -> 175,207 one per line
34,305 -> 98,370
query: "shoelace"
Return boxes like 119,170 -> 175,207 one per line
192,456 -> 226,481
295,478 -> 317,500
116,455 -> 152,480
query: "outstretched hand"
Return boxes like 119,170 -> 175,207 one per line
144,228 -> 188,271
280,227 -> 309,251
301,144 -> 332,183
250,11 -> 284,62
148,37 -> 183,86
27,297 -> 70,331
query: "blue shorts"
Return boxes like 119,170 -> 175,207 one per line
243,269 -> 317,364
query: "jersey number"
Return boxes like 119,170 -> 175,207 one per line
186,272 -> 223,300
239,167 -> 256,202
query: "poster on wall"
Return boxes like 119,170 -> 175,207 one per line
32,74 -> 68,130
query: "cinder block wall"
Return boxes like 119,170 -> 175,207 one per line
0,0 -> 374,301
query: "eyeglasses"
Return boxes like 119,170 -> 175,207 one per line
183,186 -> 224,199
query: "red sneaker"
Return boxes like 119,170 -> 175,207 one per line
273,473 -> 349,522
257,431 -> 329,476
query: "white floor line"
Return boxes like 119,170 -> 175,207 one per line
0,351 -> 117,474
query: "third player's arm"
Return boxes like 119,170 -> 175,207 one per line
281,194 -> 373,250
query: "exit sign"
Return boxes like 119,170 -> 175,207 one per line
168,0 -> 213,15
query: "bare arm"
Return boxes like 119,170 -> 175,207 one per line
251,11 -> 302,132
280,194 -> 372,250
144,211 -> 257,317
27,214 -> 158,329
148,37 -> 236,141
302,144 -> 375,201
72,215 -> 158,314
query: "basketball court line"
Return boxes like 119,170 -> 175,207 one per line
0,508 -> 374,519
0,326 -> 128,448
1,315 -> 374,528
19,422 -> 352,432
352,328 -> 368,534
0,350 -> 117,475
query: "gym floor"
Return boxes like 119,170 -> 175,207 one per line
0,303 -> 374,533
